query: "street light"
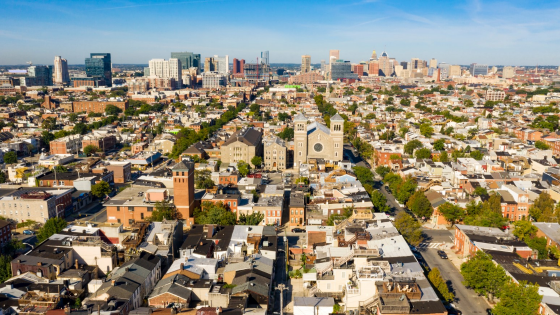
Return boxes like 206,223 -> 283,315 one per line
276,283 -> 286,315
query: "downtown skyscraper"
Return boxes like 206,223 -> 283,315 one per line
85,53 -> 112,87
53,56 -> 69,85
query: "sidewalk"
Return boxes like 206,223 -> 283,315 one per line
439,242 -> 467,271
422,221 -> 449,230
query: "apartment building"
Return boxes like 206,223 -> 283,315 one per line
82,134 -> 117,152
263,135 -> 287,171
289,191 -> 305,226
220,127 -> 263,164
72,100 -> 128,113
50,134 -> 83,155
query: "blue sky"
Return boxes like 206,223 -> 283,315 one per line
1,0 -> 559,66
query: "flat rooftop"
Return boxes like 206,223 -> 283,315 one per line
105,185 -> 174,207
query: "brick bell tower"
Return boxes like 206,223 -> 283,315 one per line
172,160 -> 195,226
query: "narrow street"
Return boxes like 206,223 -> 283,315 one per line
374,176 -> 489,314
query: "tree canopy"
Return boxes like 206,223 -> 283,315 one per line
37,217 -> 68,243
461,251 -> 509,299
91,181 -> 111,198
238,212 -> 265,225
148,200 -> 179,221
194,202 -> 237,225
394,212 -> 423,246
3,151 -> 17,164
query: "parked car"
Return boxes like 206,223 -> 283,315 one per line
410,245 -> 418,253
11,231 -> 20,235
292,228 -> 305,233
437,250 -> 448,259
23,230 -> 35,235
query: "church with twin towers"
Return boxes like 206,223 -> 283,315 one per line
293,113 -> 344,170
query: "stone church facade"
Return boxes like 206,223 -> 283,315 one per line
294,113 -> 344,170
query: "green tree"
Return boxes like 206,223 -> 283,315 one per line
438,202 -> 464,226
41,130 -> 55,148
195,170 -> 215,189
470,150 -> 484,160
396,178 -> 417,204
251,156 -> 262,168
3,151 -> 17,164
535,140 -> 550,150
54,165 -> 68,173
433,139 -> 445,151
371,191 -> 390,212
75,297 -> 82,309
73,122 -> 88,135
67,113 -> 78,123
0,255 -> 12,283
195,202 -> 237,225
41,117 -> 57,130
394,212 -> 423,246
278,127 -> 294,141
375,166 -> 391,179
529,192 -> 555,222
525,236 -> 548,259
148,200 -> 179,221
512,220 -> 537,241
404,140 -> 423,155
428,267 -> 454,302
406,190 -> 433,219
414,148 -> 432,159
461,251 -> 509,300
91,181 -> 111,198
83,145 -> 100,156
473,186 -> 488,196
105,104 -> 123,116
37,217 -> 68,243
295,177 -> 310,185
493,281 -> 541,315
463,194 -> 507,228
238,212 -> 265,225
0,171 -> 6,184
237,160 -> 251,177
420,123 -> 434,138
438,151 -> 450,162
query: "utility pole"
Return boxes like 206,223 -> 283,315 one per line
276,283 -> 286,315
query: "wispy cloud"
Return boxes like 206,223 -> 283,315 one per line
355,17 -> 388,26
92,0 -> 224,11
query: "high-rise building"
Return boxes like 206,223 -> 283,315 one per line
331,61 -> 358,81
410,58 -> 422,71
470,63 -> 488,76
213,55 -> 230,74
261,51 -> 269,65
438,63 -> 451,80
27,65 -> 53,86
148,58 -> 182,89
329,50 -> 340,60
449,65 -> 461,77
400,61 -> 408,70
85,53 -> 112,87
352,64 -> 364,76
170,51 -> 201,72
204,57 -> 215,72
502,66 -> 515,79
233,58 -> 245,74
429,58 -> 438,69
320,60 -> 327,73
301,55 -> 311,73
368,60 -> 379,76
244,63 -> 270,82
370,50 -> 377,60
53,56 -> 69,85
378,52 -> 394,77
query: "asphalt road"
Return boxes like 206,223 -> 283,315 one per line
273,235 -> 288,313
421,248 -> 488,314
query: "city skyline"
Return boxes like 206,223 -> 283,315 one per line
1,0 -> 560,66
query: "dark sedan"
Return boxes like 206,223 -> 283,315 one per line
437,250 -> 448,259
292,228 -> 306,233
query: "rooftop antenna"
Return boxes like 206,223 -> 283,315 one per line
26,61 -> 33,66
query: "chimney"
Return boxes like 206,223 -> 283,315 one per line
37,262 -> 41,266
112,280 -> 116,286
180,263 -> 184,270
75,259 -> 79,269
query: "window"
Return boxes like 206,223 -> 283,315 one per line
141,213 -> 144,219
117,219 -> 121,223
